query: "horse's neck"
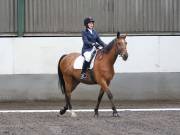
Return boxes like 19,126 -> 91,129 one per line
103,44 -> 118,65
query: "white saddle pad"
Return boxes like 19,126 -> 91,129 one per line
73,55 -> 96,69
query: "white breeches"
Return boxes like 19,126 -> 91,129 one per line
83,46 -> 96,62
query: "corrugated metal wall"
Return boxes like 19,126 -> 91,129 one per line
0,0 -> 17,33
113,0 -> 180,33
0,0 -> 180,35
25,0 -> 114,33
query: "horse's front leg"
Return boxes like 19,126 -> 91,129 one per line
100,80 -> 119,117
94,89 -> 104,117
106,90 -> 119,117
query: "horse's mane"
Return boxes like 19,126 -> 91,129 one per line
102,38 -> 116,53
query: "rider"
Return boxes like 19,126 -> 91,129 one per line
80,16 -> 106,80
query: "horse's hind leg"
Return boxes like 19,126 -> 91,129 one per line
60,94 -> 68,115
59,76 -> 72,115
94,89 -> 104,117
63,76 -> 77,117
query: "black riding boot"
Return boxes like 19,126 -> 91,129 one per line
80,60 -> 90,80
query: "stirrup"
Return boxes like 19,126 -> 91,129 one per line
80,73 -> 87,80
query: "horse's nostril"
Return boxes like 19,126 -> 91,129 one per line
123,53 -> 128,60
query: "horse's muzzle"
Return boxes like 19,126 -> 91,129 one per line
122,53 -> 128,61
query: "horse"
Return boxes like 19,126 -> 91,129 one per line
57,32 -> 128,117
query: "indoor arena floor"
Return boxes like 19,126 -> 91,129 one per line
0,100 -> 180,135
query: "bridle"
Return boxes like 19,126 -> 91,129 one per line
115,38 -> 127,58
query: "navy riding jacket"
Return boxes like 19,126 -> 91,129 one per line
81,29 -> 106,54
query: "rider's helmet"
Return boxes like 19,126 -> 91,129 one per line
84,17 -> 95,28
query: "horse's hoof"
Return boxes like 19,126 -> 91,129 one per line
94,113 -> 99,118
60,106 -> 68,115
69,110 -> 77,117
94,109 -> 99,118
60,109 -> 66,115
113,111 -> 119,117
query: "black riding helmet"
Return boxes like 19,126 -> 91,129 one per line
84,17 -> 95,27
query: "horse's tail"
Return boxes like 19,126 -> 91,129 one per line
58,54 -> 67,95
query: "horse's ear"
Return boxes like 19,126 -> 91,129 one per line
117,32 -> 120,38
125,33 -> 128,38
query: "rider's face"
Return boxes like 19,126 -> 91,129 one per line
88,22 -> 94,29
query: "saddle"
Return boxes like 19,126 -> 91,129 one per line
73,49 -> 104,69
73,52 -> 96,69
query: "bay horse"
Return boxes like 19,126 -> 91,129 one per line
58,32 -> 128,117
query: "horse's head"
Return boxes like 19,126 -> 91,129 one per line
115,32 -> 128,61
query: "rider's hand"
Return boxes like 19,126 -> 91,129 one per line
91,43 -> 96,46
92,43 -> 101,49
91,43 -> 99,48
94,43 -> 100,48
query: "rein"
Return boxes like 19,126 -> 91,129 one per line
114,38 -> 127,59
97,38 -> 125,60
